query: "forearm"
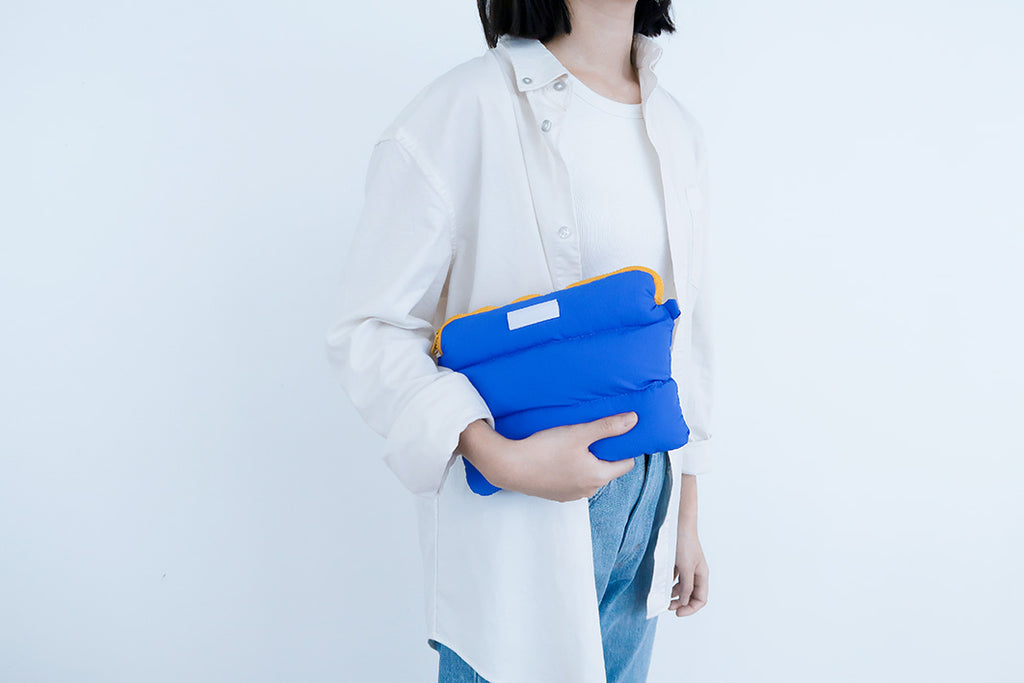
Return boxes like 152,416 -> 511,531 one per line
678,472 -> 698,534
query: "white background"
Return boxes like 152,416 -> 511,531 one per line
2,1 -> 1022,681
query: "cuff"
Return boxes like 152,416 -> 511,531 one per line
668,437 -> 712,475
382,368 -> 495,497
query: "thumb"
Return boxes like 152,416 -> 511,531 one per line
601,455 -> 636,479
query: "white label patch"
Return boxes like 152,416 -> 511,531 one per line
507,299 -> 560,331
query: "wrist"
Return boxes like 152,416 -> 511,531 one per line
678,514 -> 698,536
677,473 -> 699,532
458,419 -> 517,488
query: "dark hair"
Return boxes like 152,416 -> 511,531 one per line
477,0 -> 676,49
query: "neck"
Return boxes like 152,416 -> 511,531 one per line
541,1 -> 639,83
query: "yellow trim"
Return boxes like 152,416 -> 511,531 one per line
431,265 -> 665,357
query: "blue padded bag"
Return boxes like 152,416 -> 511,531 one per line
431,266 -> 690,496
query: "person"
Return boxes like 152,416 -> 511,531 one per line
324,1 -> 714,680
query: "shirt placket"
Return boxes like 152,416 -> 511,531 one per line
514,75 -> 584,291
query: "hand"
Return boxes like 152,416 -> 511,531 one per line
459,412 -> 641,503
669,524 -> 708,616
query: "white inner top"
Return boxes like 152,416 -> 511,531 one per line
558,71 -> 676,299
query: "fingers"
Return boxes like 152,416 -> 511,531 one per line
580,411 -> 638,446
688,565 -> 709,613
669,564 -> 708,616
669,570 -> 694,613
669,579 -> 682,611
584,411 -> 638,479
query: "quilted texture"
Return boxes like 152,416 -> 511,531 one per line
432,266 -> 690,496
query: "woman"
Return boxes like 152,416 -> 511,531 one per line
325,1 -> 714,681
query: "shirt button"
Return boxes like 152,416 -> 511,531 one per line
558,225 -> 571,239
552,79 -> 566,91
522,76 -> 532,84
541,119 -> 552,132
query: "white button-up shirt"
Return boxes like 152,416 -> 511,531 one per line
325,32 -> 714,683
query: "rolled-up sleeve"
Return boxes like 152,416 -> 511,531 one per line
668,121 -> 715,475
324,133 -> 495,497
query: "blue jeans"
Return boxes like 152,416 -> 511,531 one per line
435,451 -> 671,683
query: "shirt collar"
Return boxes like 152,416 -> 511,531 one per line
496,32 -> 663,93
